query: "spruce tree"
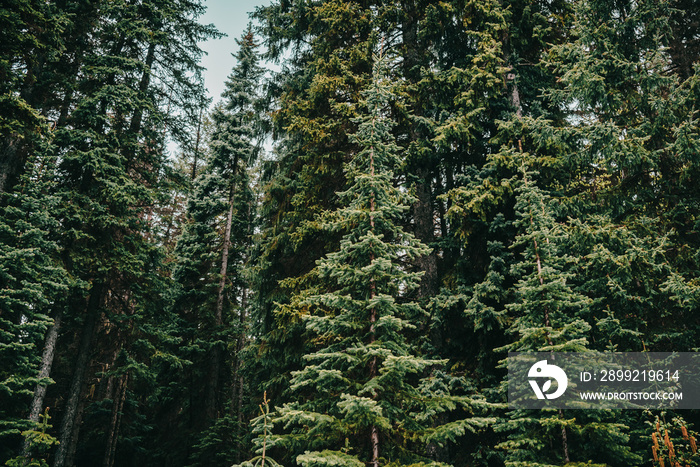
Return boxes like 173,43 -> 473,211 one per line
487,0 -> 700,463
17,1 -> 220,465
167,25 -> 263,467
0,154 -> 67,463
263,53 -> 487,466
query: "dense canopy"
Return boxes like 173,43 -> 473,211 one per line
0,0 -> 699,466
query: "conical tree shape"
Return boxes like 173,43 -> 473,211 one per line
496,167 -> 641,467
168,25 -> 262,466
262,53 -> 489,466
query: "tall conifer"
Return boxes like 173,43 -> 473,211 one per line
263,53 -> 488,466
168,25 -> 262,466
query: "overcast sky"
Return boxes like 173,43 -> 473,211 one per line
199,0 -> 272,103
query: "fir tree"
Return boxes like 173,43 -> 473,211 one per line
249,0 -> 385,411
168,25 -> 263,467
5,409 -> 59,467
488,0 -> 700,463
0,154 -> 67,462
263,53 -> 488,466
233,393 -> 281,467
11,1 -> 222,465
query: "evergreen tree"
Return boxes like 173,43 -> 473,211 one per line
504,169 -> 591,354
166,25 -> 263,466
1,0 -> 699,466
478,165 -> 641,466
491,0 -> 700,463
0,0 -> 67,193
12,1 -> 221,465
262,53 -> 488,466
233,393 -> 281,467
249,0 -> 378,410
0,10 -> 76,453
524,0 -> 700,355
0,153 -> 67,463
5,409 -> 59,467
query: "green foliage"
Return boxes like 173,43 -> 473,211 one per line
296,450 -> 364,467
263,53 -> 490,465
0,155 -> 68,459
234,393 -> 282,467
165,25 -> 263,466
1,0 -> 700,465
5,409 -> 58,467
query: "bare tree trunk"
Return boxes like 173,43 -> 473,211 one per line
216,182 -> 236,326
559,408 -> 570,463
27,314 -> 61,423
22,314 -> 62,456
54,289 -> 102,467
66,398 -> 86,467
370,425 -> 379,467
128,42 -> 156,136
206,167 -> 238,420
103,373 -> 128,467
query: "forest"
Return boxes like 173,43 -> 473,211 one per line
1,0 -> 700,465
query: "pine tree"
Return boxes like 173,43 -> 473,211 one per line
167,25 -> 263,467
262,53 -> 488,466
0,153 -> 68,463
432,1 -> 576,462
2,0 -> 699,465
13,1 -> 221,465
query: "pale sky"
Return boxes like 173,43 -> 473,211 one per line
199,0 -> 273,103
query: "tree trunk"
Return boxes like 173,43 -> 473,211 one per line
103,373 -> 128,467
401,0 -> 438,297
559,408 -> 570,463
217,179 -> 237,323
65,398 -> 86,467
22,314 -> 62,456
0,46 -> 49,193
27,314 -> 61,423
53,288 -> 102,467
206,166 -> 238,420
128,42 -> 156,137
